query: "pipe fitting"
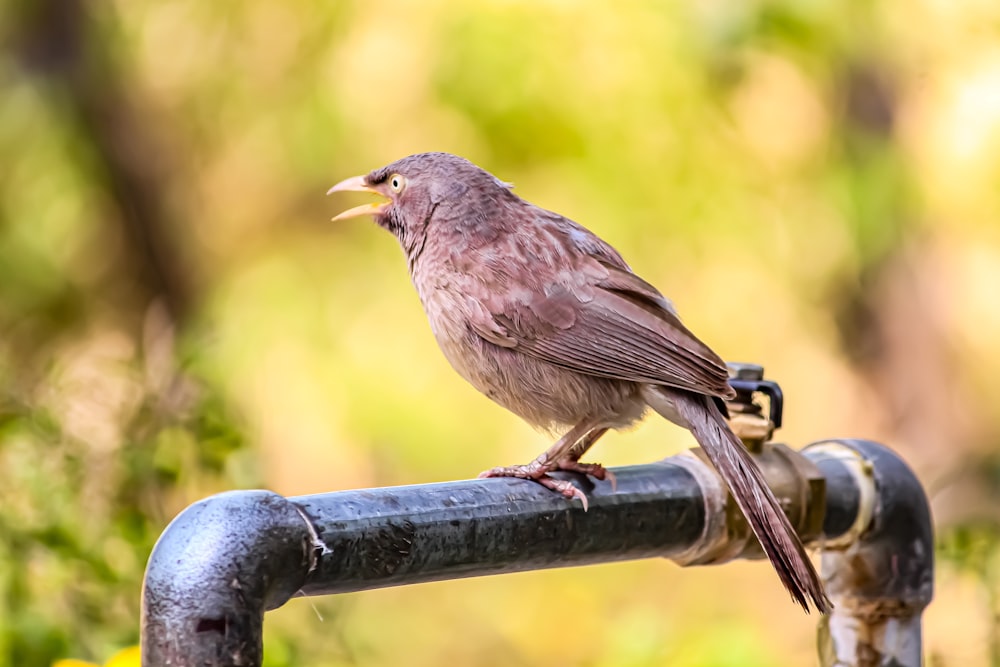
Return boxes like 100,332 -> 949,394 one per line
804,439 -> 934,667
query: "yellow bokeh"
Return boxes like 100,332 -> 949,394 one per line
52,646 -> 139,667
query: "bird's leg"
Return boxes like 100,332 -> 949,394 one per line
555,427 -> 613,486
479,420 -> 610,508
479,419 -> 595,479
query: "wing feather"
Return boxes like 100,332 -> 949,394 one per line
506,285 -> 733,397
466,212 -> 732,397
457,207 -> 734,399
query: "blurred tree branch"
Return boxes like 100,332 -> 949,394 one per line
11,0 -> 193,324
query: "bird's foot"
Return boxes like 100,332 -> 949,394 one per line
478,462 -> 599,510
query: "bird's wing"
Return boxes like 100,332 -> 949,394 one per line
462,214 -> 734,399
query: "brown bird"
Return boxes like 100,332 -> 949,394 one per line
328,152 -> 829,612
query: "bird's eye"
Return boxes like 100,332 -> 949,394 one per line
389,174 -> 406,193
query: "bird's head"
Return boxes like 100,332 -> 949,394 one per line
327,152 -> 513,248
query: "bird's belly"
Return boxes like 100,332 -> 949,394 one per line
424,297 -> 643,429
461,342 -> 644,429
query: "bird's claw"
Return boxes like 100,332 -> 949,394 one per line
556,460 -> 617,492
537,475 -> 590,511
478,464 -> 592,511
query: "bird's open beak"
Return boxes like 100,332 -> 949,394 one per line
326,175 -> 389,221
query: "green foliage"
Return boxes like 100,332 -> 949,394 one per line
0,342 -> 253,665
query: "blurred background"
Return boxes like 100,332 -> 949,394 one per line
2,0 -> 1000,665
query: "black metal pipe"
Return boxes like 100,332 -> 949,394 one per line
804,439 -> 934,667
296,461 -> 705,595
140,490 -> 316,667
141,441 -> 933,667
142,460 -> 708,666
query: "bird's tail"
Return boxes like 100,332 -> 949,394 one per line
655,389 -> 830,613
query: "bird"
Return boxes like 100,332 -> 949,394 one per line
327,151 -> 829,612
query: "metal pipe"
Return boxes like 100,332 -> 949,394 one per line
295,461 -> 707,595
140,490 -> 316,667
142,459 -> 710,666
803,439 -> 934,667
141,440 -> 933,667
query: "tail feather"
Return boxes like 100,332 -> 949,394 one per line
670,391 -> 830,613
